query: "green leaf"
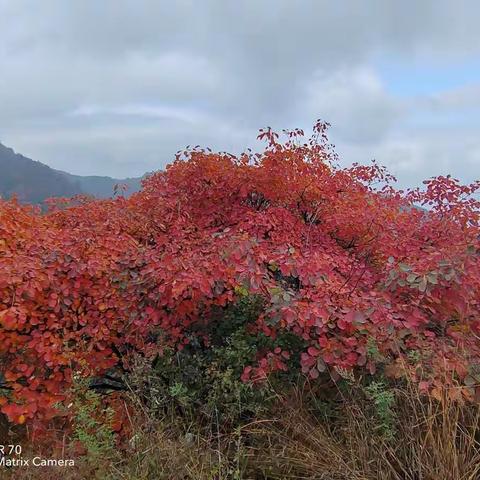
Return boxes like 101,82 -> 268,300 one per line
407,273 -> 417,283
316,357 -> 327,372
389,269 -> 398,279
418,276 -> 427,292
464,375 -> 477,387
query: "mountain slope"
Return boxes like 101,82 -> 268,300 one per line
58,171 -> 143,198
0,142 -> 142,203
0,143 -> 83,203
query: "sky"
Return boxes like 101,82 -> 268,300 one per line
0,0 -> 479,189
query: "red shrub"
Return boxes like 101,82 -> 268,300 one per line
1,121 -> 479,431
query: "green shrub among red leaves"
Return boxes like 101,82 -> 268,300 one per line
0,121 -> 479,436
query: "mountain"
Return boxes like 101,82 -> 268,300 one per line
0,142 -> 143,204
58,171 -> 143,199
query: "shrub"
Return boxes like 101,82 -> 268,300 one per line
69,378 -> 116,460
128,296 -> 304,426
0,120 -> 479,435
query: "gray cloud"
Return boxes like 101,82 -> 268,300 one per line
0,0 -> 479,186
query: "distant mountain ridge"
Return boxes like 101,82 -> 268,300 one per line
0,142 -> 143,204
58,171 -> 143,199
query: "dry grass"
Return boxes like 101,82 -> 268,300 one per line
4,380 -> 480,480
244,382 -> 480,480
108,415 -> 243,479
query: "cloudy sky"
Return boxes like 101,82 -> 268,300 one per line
0,1 -> 479,188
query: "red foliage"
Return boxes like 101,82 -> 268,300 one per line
1,121 -> 479,429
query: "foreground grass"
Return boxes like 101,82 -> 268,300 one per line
4,377 -> 480,480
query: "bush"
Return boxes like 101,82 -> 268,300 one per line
0,120 -> 479,437
128,295 -> 304,426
